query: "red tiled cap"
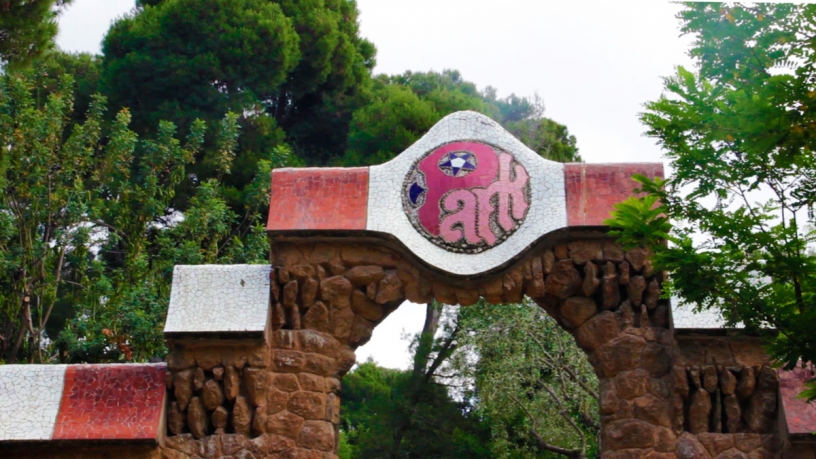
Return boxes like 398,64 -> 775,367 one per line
564,163 -> 664,227
52,364 -> 167,441
267,168 -> 369,231
780,366 -> 816,435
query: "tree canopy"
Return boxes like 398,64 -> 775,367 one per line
606,2 -> 816,397
0,0 -> 72,70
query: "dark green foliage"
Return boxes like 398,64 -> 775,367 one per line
102,0 -> 375,169
606,3 -> 816,398
342,70 -> 581,167
0,0 -> 72,70
340,361 -> 493,459
0,73 -> 280,363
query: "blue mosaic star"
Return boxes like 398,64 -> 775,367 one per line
438,151 -> 477,177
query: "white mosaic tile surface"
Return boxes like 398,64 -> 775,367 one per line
164,265 -> 271,334
367,111 -> 567,276
0,365 -> 66,440
671,299 -> 729,329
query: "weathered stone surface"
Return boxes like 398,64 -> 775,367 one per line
603,419 -> 655,450
654,426 -> 677,452
596,334 -> 646,377
627,275 -> 646,306
284,280 -> 299,308
599,379 -> 618,415
615,369 -> 649,400
725,394 -> 741,433
165,433 -> 196,455
568,240 -> 602,264
736,366 -> 756,399
273,373 -> 301,392
273,302 -> 287,329
301,277 -> 318,309
268,389 -> 289,414
249,433 -> 297,455
350,315 -> 376,346
703,366 -> 719,393
187,396 -> 208,439
233,396 -> 253,436
602,241 -> 625,262
173,370 -> 193,410
375,270 -> 403,304
335,347 -> 356,377
290,264 -> 316,282
244,368 -> 267,407
278,267 -> 290,284
303,300 -> 331,333
320,276 -> 352,308
212,406 -> 229,432
332,305 -> 355,341
644,279 -> 660,309
634,394 -> 671,428
345,265 -> 384,287
619,261 -> 630,285
676,432 -> 711,459
224,365 -> 240,400
576,311 -> 620,351
455,287 -> 479,306
351,290 -> 383,322
212,365 -> 224,381
297,421 -> 335,452
560,296 -> 597,329
689,389 -> 712,434
168,401 -> 185,435
641,343 -> 671,377
626,248 -> 649,271
289,391 -> 327,420
721,368 -> 737,395
602,262 -> 621,309
554,243 -> 568,259
697,434 -> 735,457
298,373 -> 325,393
542,250 -> 555,273
690,367 -> 702,389
583,261 -> 600,297
192,367 -> 205,390
734,434 -> 763,453
745,390 -> 777,433
674,366 -> 690,399
615,300 -> 636,330
267,410 -> 304,439
712,390 -> 723,433
544,259 -> 582,299
526,256 -> 546,297
302,352 -> 337,377
202,379 -> 225,410
503,270 -> 524,303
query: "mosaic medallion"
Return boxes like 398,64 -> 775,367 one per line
403,141 -> 531,253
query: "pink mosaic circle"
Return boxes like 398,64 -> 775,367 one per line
403,141 -> 531,254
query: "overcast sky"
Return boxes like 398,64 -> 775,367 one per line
56,0 -> 696,369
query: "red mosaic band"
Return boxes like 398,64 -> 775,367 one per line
52,364 -> 167,441
564,163 -> 664,227
266,168 -> 369,231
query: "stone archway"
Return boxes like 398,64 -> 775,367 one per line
157,112 -> 787,459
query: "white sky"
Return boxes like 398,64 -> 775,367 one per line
56,0 -> 695,370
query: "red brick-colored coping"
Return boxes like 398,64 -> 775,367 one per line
52,364 -> 167,441
780,366 -> 816,435
564,163 -> 664,227
267,167 -> 369,231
